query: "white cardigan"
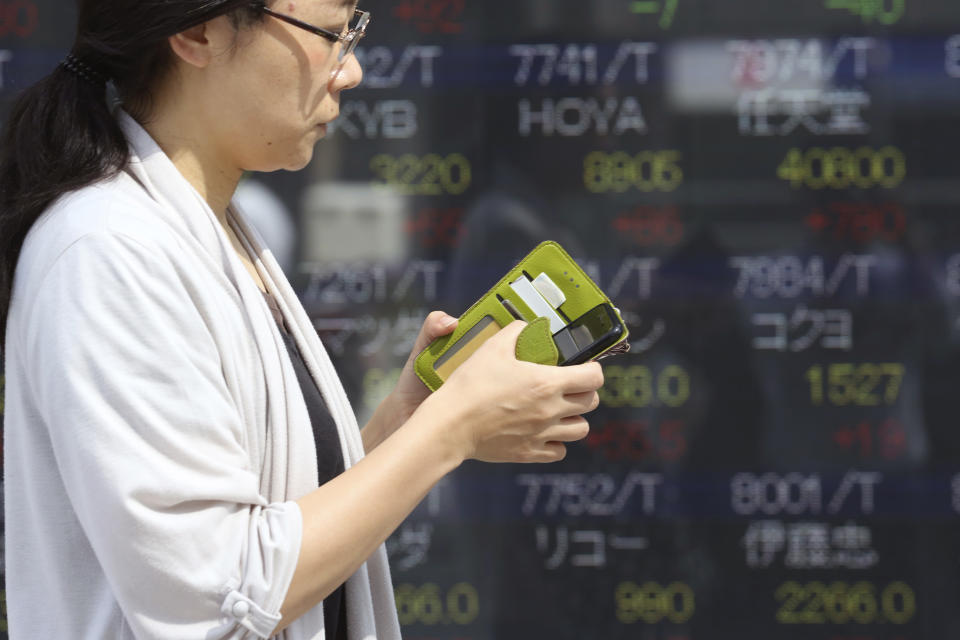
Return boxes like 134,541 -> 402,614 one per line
2,112 -> 401,639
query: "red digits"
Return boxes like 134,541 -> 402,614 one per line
878,418 -> 907,460
612,206 -> 684,247
392,0 -> 415,21
392,0 -> 465,35
405,208 -> 464,249
587,420 -> 688,462
0,1 -> 39,39
658,420 -> 686,462
805,202 -> 907,244
831,419 -> 907,461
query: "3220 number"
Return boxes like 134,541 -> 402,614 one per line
370,153 -> 472,195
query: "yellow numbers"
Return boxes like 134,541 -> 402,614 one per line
777,146 -> 906,190
584,150 -> 683,193
395,582 -> 480,626
370,153 -> 472,195
805,363 -> 904,406
615,581 -> 695,624
775,581 -> 915,625
599,364 -> 691,408
825,0 -> 906,25
881,581 -> 917,624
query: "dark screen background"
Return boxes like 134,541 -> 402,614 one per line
2,1 -> 960,638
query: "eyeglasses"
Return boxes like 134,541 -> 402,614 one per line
256,5 -> 371,77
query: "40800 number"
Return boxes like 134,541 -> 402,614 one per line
777,146 -> 905,190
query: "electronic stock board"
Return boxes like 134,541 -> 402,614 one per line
2,0 -> 960,638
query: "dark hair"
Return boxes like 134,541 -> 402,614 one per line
0,0 -> 267,344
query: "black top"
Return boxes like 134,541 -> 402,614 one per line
263,291 -> 348,640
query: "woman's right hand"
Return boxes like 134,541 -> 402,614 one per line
423,320 -> 604,464
283,322 -> 602,626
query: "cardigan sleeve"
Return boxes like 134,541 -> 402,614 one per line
18,228 -> 302,639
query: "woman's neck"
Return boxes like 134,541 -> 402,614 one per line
140,104 -> 242,225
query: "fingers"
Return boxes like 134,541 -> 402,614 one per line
550,360 -> 604,395
558,390 -> 601,417
485,324 -> 607,387
518,362 -> 603,412
408,310 -> 458,358
520,418 -> 592,463
541,416 -> 591,443
469,410 -> 592,465
487,319 -> 528,353
422,310 -> 458,341
441,317 -> 604,466
531,441 -> 568,463
516,439 -> 572,464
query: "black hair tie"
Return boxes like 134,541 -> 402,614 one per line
60,53 -> 107,86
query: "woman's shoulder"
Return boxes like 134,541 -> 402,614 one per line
14,171 -> 188,302
21,171 -> 181,267
36,171 -> 173,244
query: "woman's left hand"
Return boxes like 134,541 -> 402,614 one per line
363,311 -> 458,450
391,310 -> 458,419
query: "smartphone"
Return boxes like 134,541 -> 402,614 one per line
553,303 -> 626,366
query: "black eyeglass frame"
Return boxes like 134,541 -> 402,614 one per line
256,5 -> 370,63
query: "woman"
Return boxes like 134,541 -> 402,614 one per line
0,1 -> 604,638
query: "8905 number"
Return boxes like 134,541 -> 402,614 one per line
584,151 -> 683,193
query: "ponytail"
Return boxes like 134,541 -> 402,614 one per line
0,0 -> 264,346
0,62 -> 128,344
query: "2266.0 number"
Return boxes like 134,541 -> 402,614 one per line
776,581 -> 915,625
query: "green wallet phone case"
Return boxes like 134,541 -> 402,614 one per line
414,240 -> 630,392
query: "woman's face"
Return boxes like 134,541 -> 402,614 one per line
199,0 -> 363,173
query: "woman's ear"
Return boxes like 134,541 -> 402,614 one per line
168,16 -> 237,69
168,23 -> 214,69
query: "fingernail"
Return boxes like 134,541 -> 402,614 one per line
441,316 -> 458,328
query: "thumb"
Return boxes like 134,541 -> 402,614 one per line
487,319 -> 529,355
410,310 -> 459,357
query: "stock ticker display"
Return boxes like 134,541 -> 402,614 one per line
3,0 -> 960,638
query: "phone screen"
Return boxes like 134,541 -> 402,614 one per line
554,303 -> 624,365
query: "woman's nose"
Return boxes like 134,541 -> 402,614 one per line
330,53 -> 363,91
